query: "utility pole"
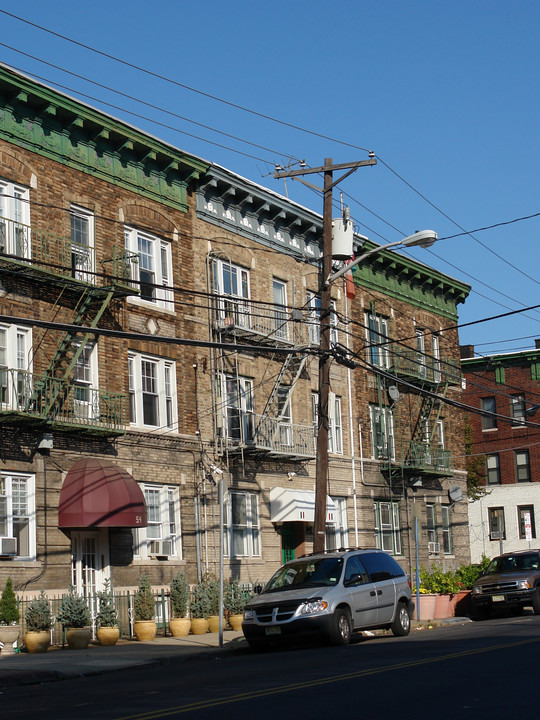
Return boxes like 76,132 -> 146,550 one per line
274,157 -> 376,553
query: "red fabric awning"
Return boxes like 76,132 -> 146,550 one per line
58,458 -> 147,528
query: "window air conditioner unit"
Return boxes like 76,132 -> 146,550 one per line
148,540 -> 172,557
428,541 -> 440,554
0,537 -> 17,556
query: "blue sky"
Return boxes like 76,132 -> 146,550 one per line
1,0 -> 539,355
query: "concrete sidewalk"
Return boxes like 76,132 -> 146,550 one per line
0,617 -> 469,688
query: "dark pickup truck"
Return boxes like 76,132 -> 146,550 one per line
471,550 -> 540,619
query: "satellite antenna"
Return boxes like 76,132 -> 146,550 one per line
388,386 -> 400,403
449,485 -> 463,503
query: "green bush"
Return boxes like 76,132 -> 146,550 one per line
134,575 -> 155,621
189,577 -> 213,619
170,572 -> 189,619
224,580 -> 251,615
25,591 -> 52,631
96,579 -> 118,628
57,586 -> 91,628
418,565 -> 461,594
0,577 -> 19,625
456,555 -> 491,589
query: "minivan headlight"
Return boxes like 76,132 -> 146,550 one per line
300,600 -> 328,615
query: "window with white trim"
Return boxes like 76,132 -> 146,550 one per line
70,205 -> 94,282
0,472 -> 35,559
369,405 -> 395,460
72,342 -> 98,421
0,324 -> 31,409
365,311 -> 390,368
0,178 -> 30,258
486,453 -> 501,484
307,291 -> 338,345
224,491 -> 260,557
441,505 -> 453,555
128,353 -> 177,431
374,501 -> 402,555
213,258 -> 250,329
311,392 -> 343,454
220,374 -> 254,443
124,227 -> 173,308
511,394 -> 526,426
426,504 -> 437,548
134,484 -> 181,558
326,496 -> 348,550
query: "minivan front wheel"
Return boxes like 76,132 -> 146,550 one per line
391,602 -> 411,637
329,608 -> 352,646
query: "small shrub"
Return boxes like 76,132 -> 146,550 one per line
96,579 -> 118,628
25,591 -> 53,632
418,565 -> 461,594
57,586 -> 91,628
224,580 -> 251,615
134,575 -> 155,621
0,577 -> 19,625
189,578 -> 212,619
456,555 -> 491,589
205,575 -> 220,616
170,572 -> 189,619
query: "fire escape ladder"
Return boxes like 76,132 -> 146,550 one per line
258,353 -> 306,423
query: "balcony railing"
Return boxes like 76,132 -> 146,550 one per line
224,413 -> 316,459
213,295 -> 313,346
390,350 -> 461,385
0,217 -> 137,289
0,368 -> 127,434
402,442 -> 452,473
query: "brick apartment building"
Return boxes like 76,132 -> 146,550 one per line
0,63 -> 472,601
461,341 -> 540,562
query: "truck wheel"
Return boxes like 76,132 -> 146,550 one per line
329,609 -> 352,646
391,602 -> 411,637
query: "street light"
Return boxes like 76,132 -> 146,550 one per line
327,230 -> 438,285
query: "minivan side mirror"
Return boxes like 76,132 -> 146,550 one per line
253,584 -> 263,595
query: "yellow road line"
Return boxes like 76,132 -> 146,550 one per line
114,637 -> 540,720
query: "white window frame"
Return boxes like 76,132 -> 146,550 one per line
441,505 -> 453,555
128,353 -> 177,431
70,205 -> 95,283
369,405 -> 395,460
326,496 -> 348,550
426,503 -> 437,546
272,278 -> 289,341
221,374 -> 254,443
72,341 -> 98,421
0,472 -> 36,559
0,178 -> 31,258
307,291 -> 338,346
365,311 -> 390,368
213,258 -> 251,329
134,484 -> 181,559
416,328 -> 427,377
124,226 -> 173,309
224,490 -> 261,558
0,324 -> 32,410
311,392 -> 343,454
374,501 -> 402,555
511,394 -> 526,426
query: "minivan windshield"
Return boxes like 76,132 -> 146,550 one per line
485,553 -> 540,575
265,557 -> 344,592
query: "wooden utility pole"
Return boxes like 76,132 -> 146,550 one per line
274,156 -> 376,553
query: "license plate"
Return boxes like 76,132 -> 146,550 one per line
265,626 -> 281,636
492,595 -> 505,602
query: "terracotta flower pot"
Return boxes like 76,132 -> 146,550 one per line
97,626 -> 120,646
434,593 -> 451,618
134,620 -> 157,641
416,593 -> 437,620
169,617 -> 191,637
190,618 -> 209,635
66,627 -> 91,650
24,630 -> 51,654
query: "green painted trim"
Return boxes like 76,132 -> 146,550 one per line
462,349 -> 540,371
0,66 -> 209,211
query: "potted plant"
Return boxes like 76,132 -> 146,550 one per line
169,571 -> 190,637
189,578 -> 212,635
56,585 -> 91,649
24,590 -> 52,653
205,574 -> 223,633
133,575 -> 156,641
96,579 -> 119,646
224,579 -> 251,631
0,577 -> 20,655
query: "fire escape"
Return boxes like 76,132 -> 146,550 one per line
0,217 -> 138,435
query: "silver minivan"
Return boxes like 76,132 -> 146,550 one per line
242,549 -> 414,649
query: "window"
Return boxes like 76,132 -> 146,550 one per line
511,394 -> 526,426
441,506 -> 453,554
125,227 -> 173,308
221,374 -> 254,443
369,405 -> 395,460
518,505 -> 536,540
326,496 -> 348,550
431,333 -> 441,382
374,501 -> 402,555
311,392 -> 343,454
224,491 -> 260,557
72,342 -> 97,420
70,205 -> 94,282
0,473 -> 35,559
426,504 -> 438,549
488,507 -> 505,540
515,450 -> 531,482
129,353 -> 177,430
135,484 -> 180,558
272,279 -> 289,340
307,291 -> 338,345
365,312 -> 390,368
486,454 -> 501,484
0,178 -> 30,258
481,397 -> 497,430
276,386 -> 292,447
213,258 -> 250,329
416,328 -> 427,376
0,324 -> 31,409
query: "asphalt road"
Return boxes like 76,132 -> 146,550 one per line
2,614 -> 539,720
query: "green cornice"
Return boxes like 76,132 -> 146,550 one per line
462,349 -> 540,370
0,65 -> 209,211
353,241 -> 470,320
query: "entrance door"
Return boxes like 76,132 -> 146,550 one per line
281,524 -> 297,563
71,530 -> 108,598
